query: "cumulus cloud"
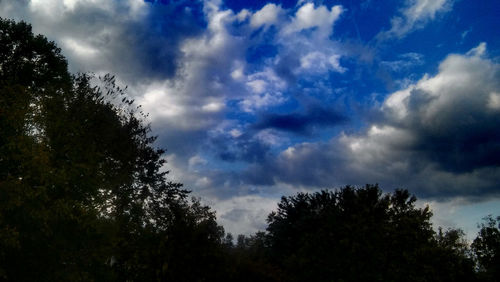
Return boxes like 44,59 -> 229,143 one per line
283,2 -> 343,38
379,44 -> 500,172
244,43 -> 500,198
379,0 -> 453,39
240,68 -> 288,112
250,3 -> 284,28
270,2 -> 346,84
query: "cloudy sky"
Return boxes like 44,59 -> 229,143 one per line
2,0 -> 499,237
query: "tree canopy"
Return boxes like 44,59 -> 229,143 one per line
472,215 -> 500,281
263,185 -> 476,281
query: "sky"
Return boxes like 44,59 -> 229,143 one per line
1,0 -> 499,238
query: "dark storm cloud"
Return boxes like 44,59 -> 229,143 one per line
253,106 -> 347,134
406,106 -> 500,173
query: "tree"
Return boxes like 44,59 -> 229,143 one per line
223,232 -> 282,282
264,185 -> 476,282
0,18 -> 70,90
0,18 -> 226,281
0,18 -> 76,280
472,215 -> 500,281
432,227 -> 477,281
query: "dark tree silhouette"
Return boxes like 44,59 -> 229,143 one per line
0,18 -> 225,281
472,215 -> 500,281
264,185 -> 476,282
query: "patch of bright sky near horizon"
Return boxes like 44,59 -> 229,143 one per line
1,0 -> 499,236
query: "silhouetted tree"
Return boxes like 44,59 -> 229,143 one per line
224,232 -> 282,281
432,227 -> 477,281
0,18 -> 226,281
472,215 -> 500,281
265,185 -> 476,282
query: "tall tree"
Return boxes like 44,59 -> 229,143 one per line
0,18 -> 226,281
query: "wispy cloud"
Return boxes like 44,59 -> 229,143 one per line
380,52 -> 425,72
378,0 -> 453,40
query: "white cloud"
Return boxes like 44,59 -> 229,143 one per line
379,0 -> 452,39
202,102 -> 225,113
188,155 -> 208,170
283,3 -> 343,38
250,3 -> 283,28
264,3 -> 347,80
404,0 -> 449,21
255,129 -> 285,146
488,92 -> 500,111
466,42 -> 487,57
229,129 -> 242,138
62,37 -> 99,58
28,0 -> 115,19
240,92 -> 286,113
236,9 -> 250,22
139,83 -> 185,118
231,67 -> 244,80
341,125 -> 415,165
210,195 -> 278,235
195,176 -> 212,187
246,79 -> 268,94
300,51 -> 346,73
29,0 -> 66,18
240,68 -> 288,112
380,52 -> 424,72
126,0 -> 147,19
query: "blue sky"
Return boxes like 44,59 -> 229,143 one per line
2,0 -> 499,237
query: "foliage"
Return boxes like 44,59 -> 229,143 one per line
472,215 -> 500,281
264,185 -> 476,281
0,18 -> 224,281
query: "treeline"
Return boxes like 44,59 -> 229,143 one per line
0,18 -> 499,281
